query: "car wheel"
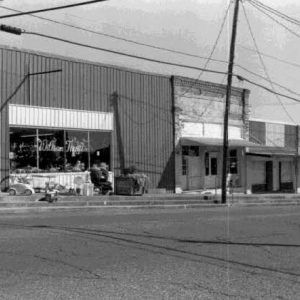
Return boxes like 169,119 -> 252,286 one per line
8,189 -> 16,196
24,189 -> 33,196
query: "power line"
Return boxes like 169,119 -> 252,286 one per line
248,0 -> 300,27
238,75 -> 300,104
4,3 -> 299,98
241,2 -> 296,124
235,64 -> 300,98
177,1 -> 231,97
0,5 -> 228,64
248,0 -> 300,40
0,0 -> 107,20
21,30 -> 227,75
237,44 -> 300,69
2,24 -> 300,105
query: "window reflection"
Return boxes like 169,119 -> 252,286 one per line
38,129 -> 64,172
10,128 -> 37,172
65,131 -> 88,171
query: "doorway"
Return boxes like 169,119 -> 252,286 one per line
204,152 -> 218,188
265,160 -> 273,191
187,156 -> 202,190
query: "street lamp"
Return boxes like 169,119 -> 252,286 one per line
0,24 -> 62,106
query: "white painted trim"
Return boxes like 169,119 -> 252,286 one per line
9,104 -> 113,131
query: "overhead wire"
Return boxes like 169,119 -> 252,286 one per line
238,76 -> 300,104
235,64 -> 300,98
247,0 -> 300,27
248,0 -> 300,40
2,4 -> 300,98
0,0 -> 107,20
21,31 -> 228,75
0,5 -> 228,65
21,30 -> 300,104
1,18 -> 300,105
176,1 -> 231,97
241,2 -> 297,124
237,44 -> 300,69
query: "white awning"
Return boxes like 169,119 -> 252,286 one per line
9,104 -> 113,131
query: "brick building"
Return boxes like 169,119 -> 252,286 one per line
172,76 -> 254,193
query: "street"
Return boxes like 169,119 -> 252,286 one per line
0,206 -> 299,299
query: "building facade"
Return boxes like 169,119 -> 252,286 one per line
246,119 -> 299,193
173,76 -> 253,193
1,45 -> 299,194
0,45 -> 174,192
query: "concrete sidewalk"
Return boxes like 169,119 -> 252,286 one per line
0,191 -> 299,213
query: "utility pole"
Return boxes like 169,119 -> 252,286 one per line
221,0 -> 240,204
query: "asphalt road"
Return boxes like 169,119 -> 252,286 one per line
0,206 -> 299,300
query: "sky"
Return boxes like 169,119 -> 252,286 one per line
1,0 -> 300,124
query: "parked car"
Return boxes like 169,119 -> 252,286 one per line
8,183 -> 35,196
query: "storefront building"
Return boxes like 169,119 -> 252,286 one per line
9,104 -> 113,189
173,76 -> 253,193
246,119 -> 299,194
0,45 -> 174,192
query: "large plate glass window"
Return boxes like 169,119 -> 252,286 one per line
9,127 -> 111,173
65,131 -> 89,171
10,128 -> 37,172
38,129 -> 64,172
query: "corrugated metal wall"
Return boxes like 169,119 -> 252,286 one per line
0,46 -> 174,191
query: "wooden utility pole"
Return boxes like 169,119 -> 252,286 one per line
221,0 -> 240,204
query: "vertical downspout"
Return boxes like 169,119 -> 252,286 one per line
171,76 -> 176,193
111,91 -> 125,174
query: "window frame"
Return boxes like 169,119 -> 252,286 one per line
9,126 -> 112,173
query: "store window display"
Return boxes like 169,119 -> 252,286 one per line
10,128 -> 37,172
38,129 -> 64,172
65,131 -> 89,171
9,127 -> 111,173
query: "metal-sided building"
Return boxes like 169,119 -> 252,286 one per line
0,45 -> 174,192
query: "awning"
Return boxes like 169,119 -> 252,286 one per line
180,137 -> 259,147
245,146 -> 297,156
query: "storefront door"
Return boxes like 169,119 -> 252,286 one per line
266,160 -> 273,191
187,156 -> 202,190
204,152 -> 218,189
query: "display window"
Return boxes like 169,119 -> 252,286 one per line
9,127 -> 111,173
65,131 -> 89,172
10,128 -> 37,173
38,129 -> 64,172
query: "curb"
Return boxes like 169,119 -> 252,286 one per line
0,203 -> 225,213
0,201 -> 299,214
